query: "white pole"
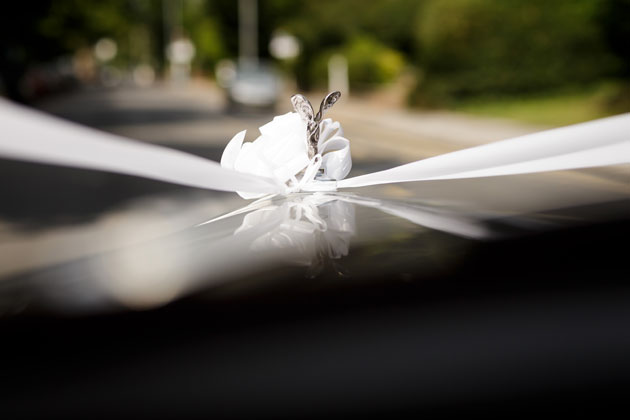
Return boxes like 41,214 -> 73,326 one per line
238,0 -> 258,68
328,54 -> 349,97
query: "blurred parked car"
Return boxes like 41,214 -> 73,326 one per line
218,60 -> 281,110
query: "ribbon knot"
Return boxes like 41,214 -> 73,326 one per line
284,154 -> 323,194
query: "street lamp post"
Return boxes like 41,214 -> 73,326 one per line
238,0 -> 258,69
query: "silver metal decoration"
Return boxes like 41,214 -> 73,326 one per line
291,91 -> 341,159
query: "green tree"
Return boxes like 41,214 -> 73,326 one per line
413,0 -> 621,104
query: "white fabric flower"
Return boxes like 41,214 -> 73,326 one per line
221,112 -> 352,199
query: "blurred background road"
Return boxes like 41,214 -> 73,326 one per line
34,81 -> 545,163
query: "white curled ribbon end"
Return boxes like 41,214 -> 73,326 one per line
220,130 -> 246,170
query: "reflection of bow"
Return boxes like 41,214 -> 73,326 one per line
194,189 -> 500,274
233,194 -> 355,267
4,189 -> 613,311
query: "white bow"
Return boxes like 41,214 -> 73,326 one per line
220,112 -> 351,198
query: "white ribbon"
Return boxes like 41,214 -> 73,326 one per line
0,98 -> 628,198
0,99 -> 281,194
338,113 -> 630,188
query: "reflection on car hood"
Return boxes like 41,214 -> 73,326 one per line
1,167 -> 628,314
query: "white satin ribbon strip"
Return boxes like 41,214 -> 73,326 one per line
0,99 -> 281,194
338,113 -> 630,188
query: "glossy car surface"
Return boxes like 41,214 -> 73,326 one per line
1,155 -> 629,416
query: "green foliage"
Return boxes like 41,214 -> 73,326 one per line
599,0 -> 630,77
192,18 -> 225,70
184,2 -> 226,72
38,0 -> 133,53
345,37 -> 405,88
3,0 -> 628,108
454,82 -> 629,125
312,36 -> 405,90
276,0 -> 419,90
413,0 -> 621,105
